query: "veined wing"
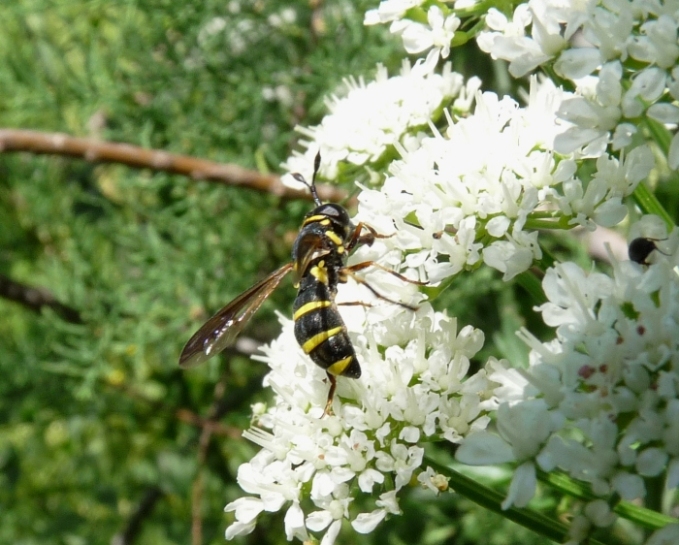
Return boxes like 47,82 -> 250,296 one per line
292,231 -> 330,286
179,263 -> 293,368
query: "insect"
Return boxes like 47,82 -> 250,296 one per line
628,237 -> 669,265
179,152 -> 422,414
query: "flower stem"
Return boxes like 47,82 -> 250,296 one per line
538,469 -> 677,530
516,270 -> 547,305
424,458 -> 612,545
523,216 -> 574,231
632,182 -> 674,229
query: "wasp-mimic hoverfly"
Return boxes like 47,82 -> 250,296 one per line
179,153 -> 421,414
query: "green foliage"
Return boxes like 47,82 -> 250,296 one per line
0,1 -> 587,544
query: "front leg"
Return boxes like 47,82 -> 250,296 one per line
346,222 -> 393,252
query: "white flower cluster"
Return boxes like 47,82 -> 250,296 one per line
222,1 -> 679,541
364,1 -> 665,207
224,286 -> 495,543
352,76 -> 653,284
478,0 -> 677,162
365,1 -> 463,67
458,217 -> 679,534
281,60 -> 468,181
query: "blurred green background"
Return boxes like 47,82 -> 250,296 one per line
0,2 -> 558,544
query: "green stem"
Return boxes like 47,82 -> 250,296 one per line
426,459 -> 677,543
516,270 -> 547,305
644,117 -> 673,155
523,216 -> 574,231
632,182 -> 674,229
539,470 -> 677,530
424,458 -> 611,545
635,117 -> 677,228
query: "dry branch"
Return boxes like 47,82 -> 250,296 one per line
0,274 -> 83,324
111,486 -> 164,545
0,128 -> 349,202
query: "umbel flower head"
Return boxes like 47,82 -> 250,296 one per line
476,0 -> 679,162
221,0 -> 679,540
225,44 -> 665,541
280,59 -> 475,182
352,74 -> 653,285
459,218 -> 679,525
225,297 -> 494,542
226,58 -> 509,543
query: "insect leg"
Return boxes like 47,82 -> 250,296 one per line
345,223 -> 394,251
340,267 -> 418,311
323,373 -> 337,417
347,260 -> 427,286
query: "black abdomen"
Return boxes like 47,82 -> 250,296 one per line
293,277 -> 361,379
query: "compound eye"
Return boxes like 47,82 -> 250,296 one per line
317,204 -> 344,219
309,204 -> 350,223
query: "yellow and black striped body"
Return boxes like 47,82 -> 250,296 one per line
179,154 -> 385,414
291,204 -> 361,379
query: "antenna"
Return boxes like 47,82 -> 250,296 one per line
292,151 -> 323,206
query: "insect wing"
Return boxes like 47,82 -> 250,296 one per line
292,231 -> 329,286
179,264 -> 292,368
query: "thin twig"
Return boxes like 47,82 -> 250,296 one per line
175,408 -> 241,439
0,273 -> 83,324
102,380 -> 242,439
0,128 -> 349,202
191,373 -> 230,545
111,486 -> 164,545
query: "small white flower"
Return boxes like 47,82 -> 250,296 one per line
645,524 -> 679,545
396,6 -> 461,60
482,238 -> 537,281
611,472 -> 645,501
224,517 -> 257,540
584,499 -> 616,527
375,443 -> 424,489
285,502 -> 308,541
554,48 -> 602,80
364,0 -> 424,25
352,509 -> 387,533
477,0 -> 578,77
417,466 -> 450,493
456,431 -> 515,465
224,498 -> 262,539
502,461 -> 537,509
636,448 -> 669,477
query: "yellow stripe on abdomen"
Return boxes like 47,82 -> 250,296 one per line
301,326 -> 344,354
293,300 -> 332,320
327,355 -> 354,376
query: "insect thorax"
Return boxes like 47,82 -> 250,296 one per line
292,204 -> 353,280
